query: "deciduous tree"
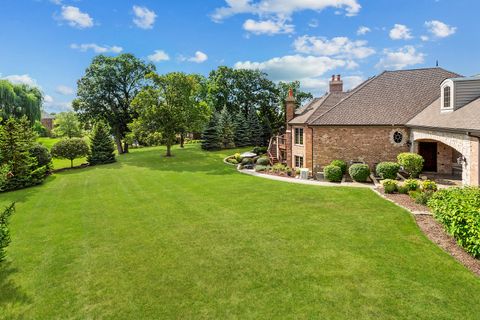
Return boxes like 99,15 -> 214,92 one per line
51,138 -> 89,168
53,111 -> 82,138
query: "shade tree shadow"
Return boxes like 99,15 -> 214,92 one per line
0,261 -> 31,314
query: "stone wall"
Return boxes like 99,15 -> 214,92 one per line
311,126 -> 410,170
437,142 -> 453,174
411,128 -> 479,185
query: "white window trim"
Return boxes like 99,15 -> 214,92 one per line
440,80 -> 454,112
294,127 -> 304,146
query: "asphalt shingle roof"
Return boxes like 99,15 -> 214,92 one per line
289,92 -> 348,125
309,68 -> 460,126
407,97 -> 480,132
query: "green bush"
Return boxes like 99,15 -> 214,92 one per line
409,190 -> 434,205
382,179 -> 398,194
422,180 -> 438,192
404,179 -> 419,191
324,165 -> 343,182
349,164 -> 370,182
234,153 -> 242,163
255,165 -> 269,172
29,143 -> 52,170
330,160 -> 347,174
241,157 -> 254,165
428,187 -> 480,257
398,185 -> 409,194
397,153 -> 424,178
253,146 -> 268,155
256,157 -> 270,166
226,158 -> 238,164
0,203 -> 15,262
272,163 -> 287,173
376,162 -> 400,179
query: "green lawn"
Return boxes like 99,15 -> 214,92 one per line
1,144 -> 479,319
37,137 -> 87,170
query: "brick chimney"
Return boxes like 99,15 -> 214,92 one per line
285,88 -> 296,122
329,74 -> 343,93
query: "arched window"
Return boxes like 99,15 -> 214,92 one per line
443,86 -> 451,108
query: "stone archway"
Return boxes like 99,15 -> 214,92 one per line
410,129 -> 479,185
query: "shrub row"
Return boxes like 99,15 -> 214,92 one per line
428,187 -> 480,258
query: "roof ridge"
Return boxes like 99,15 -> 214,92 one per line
308,72 -> 384,124
304,93 -> 331,123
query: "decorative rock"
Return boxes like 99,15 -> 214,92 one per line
240,152 -> 257,158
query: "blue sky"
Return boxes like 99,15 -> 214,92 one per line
0,0 -> 478,113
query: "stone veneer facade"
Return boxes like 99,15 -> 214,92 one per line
411,129 -> 480,185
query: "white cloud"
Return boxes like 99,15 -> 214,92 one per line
243,18 -> 294,35
187,51 -> 208,63
234,54 -> 348,81
70,43 -> 123,54
293,36 -> 375,59
2,74 -> 39,87
44,95 -> 54,104
148,50 -> 170,62
308,19 -> 319,28
425,20 -> 456,38
420,35 -> 429,42
55,85 -> 74,95
389,24 -> 413,40
212,0 -> 361,21
357,26 -> 371,35
132,5 -> 157,29
59,6 -> 94,29
376,46 -> 425,70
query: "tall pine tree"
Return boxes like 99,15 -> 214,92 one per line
247,108 -> 263,147
201,113 -> 221,150
88,121 -> 116,165
218,106 -> 235,149
234,111 -> 250,147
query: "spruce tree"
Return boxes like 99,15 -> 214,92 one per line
234,111 -> 250,147
260,116 -> 273,147
218,106 -> 235,149
201,113 -> 221,150
247,109 -> 263,147
88,121 -> 116,165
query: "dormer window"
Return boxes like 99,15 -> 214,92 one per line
443,86 -> 451,108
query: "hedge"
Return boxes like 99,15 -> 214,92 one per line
330,160 -> 347,174
428,187 -> 480,258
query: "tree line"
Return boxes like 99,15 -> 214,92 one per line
72,53 -> 312,157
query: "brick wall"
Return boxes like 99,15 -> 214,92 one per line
311,126 -> 410,170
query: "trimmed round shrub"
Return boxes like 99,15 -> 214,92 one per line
324,165 -> 343,182
29,143 -> 52,169
404,178 -> 419,191
397,153 -> 424,178
376,162 -> 400,179
226,158 -> 238,164
382,179 -> 398,194
330,160 -> 347,174
253,146 -> 268,155
256,157 -> 270,166
349,164 -> 370,182
422,180 -> 438,192
241,157 -> 254,165
255,165 -> 268,172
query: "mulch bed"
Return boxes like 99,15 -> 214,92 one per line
415,215 -> 480,276
379,189 -> 429,213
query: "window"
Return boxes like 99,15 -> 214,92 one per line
443,86 -> 451,108
295,156 -> 304,168
294,128 -> 304,145
393,131 -> 403,144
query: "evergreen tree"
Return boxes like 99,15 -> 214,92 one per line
88,121 -> 116,165
0,117 -> 41,191
234,111 -> 250,147
201,113 -> 221,150
260,116 -> 273,147
247,109 -> 263,147
218,106 -> 235,149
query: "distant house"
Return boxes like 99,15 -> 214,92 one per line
269,68 -> 480,186
41,111 -> 55,131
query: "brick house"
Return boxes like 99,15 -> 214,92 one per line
41,111 -> 55,131
269,68 -> 480,186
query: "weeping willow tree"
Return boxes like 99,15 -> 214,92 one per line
0,80 -> 42,123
